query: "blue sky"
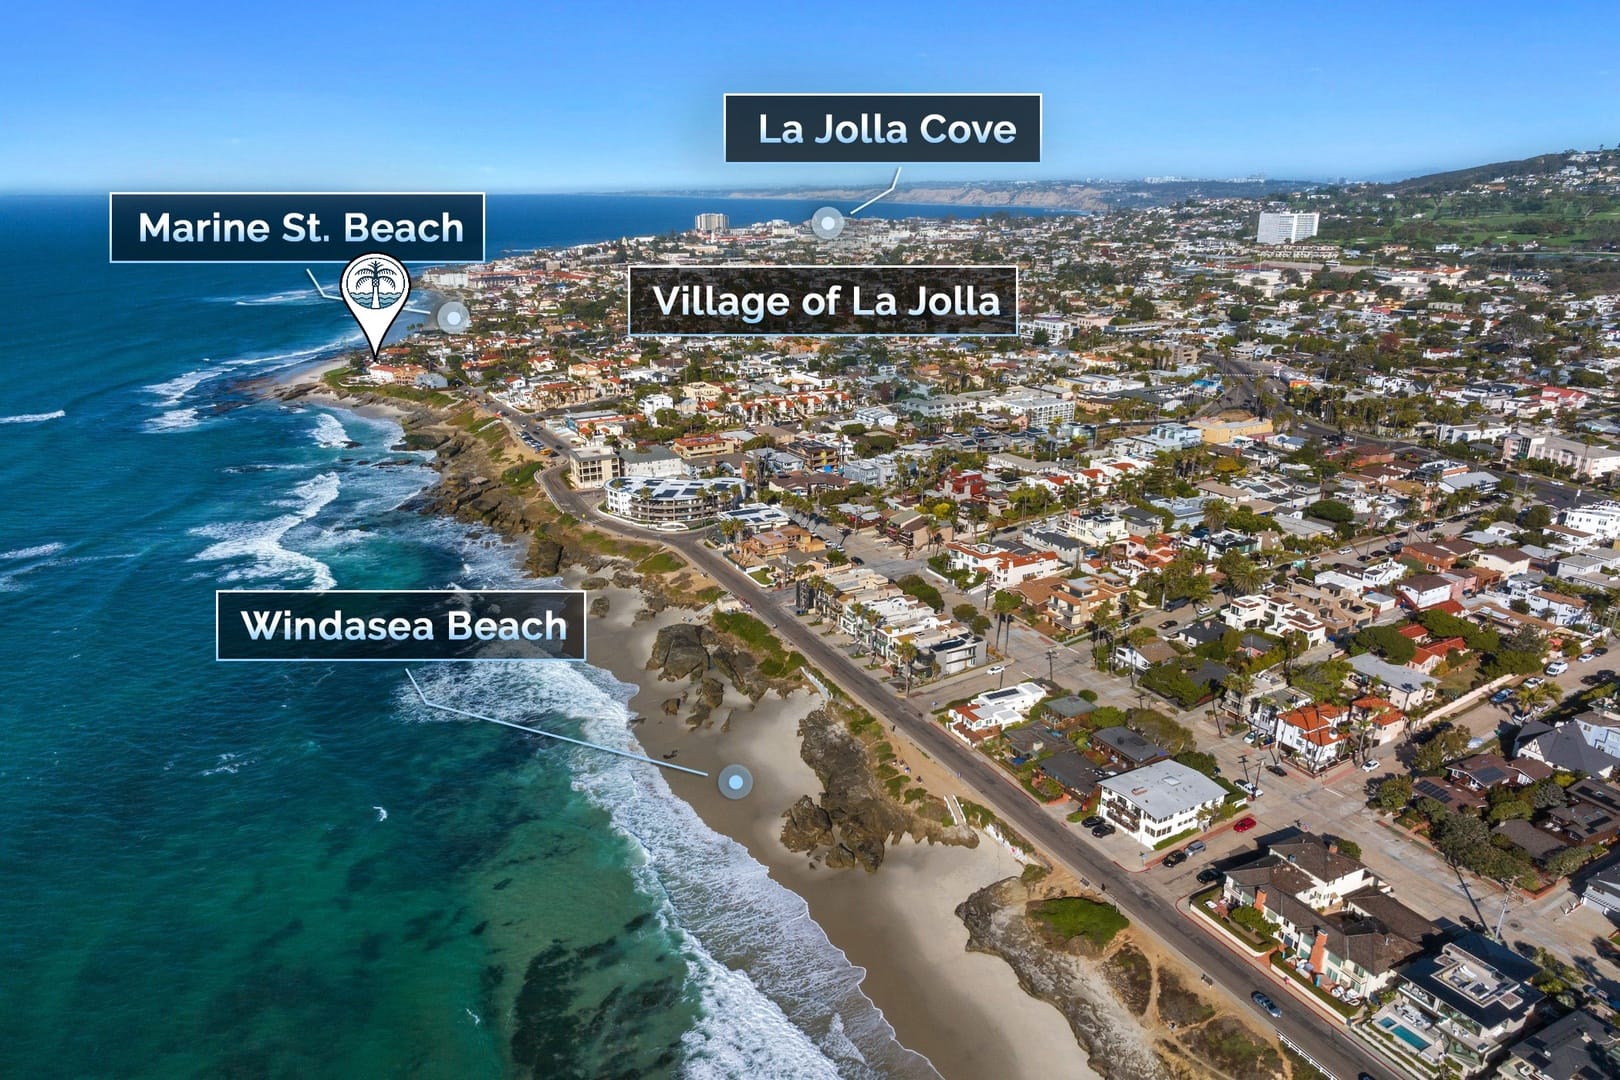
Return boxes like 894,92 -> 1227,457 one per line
5,1 -> 1618,192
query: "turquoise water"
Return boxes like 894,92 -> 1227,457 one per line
0,195 -> 979,1079
1379,1017 -> 1432,1052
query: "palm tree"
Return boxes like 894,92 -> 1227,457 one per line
1515,680 -> 1561,716
896,640 -> 918,694
352,259 -> 398,309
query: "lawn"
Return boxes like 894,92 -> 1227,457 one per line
636,551 -> 686,575
1028,896 -> 1129,948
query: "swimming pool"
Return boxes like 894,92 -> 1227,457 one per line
1378,1017 -> 1432,1051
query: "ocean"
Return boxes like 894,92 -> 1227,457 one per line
0,194 -> 1062,1078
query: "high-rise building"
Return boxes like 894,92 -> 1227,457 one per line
694,212 -> 729,234
1256,210 -> 1320,244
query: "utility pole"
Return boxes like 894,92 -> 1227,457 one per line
1238,752 -> 1252,789
1045,647 -> 1058,684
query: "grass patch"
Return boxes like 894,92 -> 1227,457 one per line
502,460 -> 545,488
1179,1018 -> 1282,1078
636,551 -> 686,575
1282,1047 -> 1329,1080
1029,896 -> 1129,948
1156,969 -> 1215,1026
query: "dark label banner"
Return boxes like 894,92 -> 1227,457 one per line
628,264 -> 1018,337
724,94 -> 1041,163
110,192 -> 486,262
216,590 -> 586,662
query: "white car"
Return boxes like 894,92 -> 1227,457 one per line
1545,661 -> 1569,676
986,665 -> 1005,675
1236,779 -> 1262,799
1361,758 -> 1381,772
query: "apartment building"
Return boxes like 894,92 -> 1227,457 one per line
1501,430 -> 1620,480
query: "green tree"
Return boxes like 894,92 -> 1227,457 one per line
1372,775 -> 1414,812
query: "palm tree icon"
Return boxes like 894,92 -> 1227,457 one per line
351,259 -> 398,309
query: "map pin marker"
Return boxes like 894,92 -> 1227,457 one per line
340,253 -> 410,360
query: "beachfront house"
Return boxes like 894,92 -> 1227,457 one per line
1096,759 -> 1226,848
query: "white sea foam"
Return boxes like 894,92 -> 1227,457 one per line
0,409 -> 66,425
141,333 -> 360,410
218,287 -> 325,307
0,542 -> 67,561
401,664 -> 936,1080
144,408 -> 202,432
190,472 -> 341,589
311,412 -> 351,448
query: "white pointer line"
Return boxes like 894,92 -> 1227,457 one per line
849,166 -> 902,216
405,669 -> 708,778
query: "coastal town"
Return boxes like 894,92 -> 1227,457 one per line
325,147 -> 1620,1080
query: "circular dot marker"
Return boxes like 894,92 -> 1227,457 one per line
717,763 -> 754,800
434,300 -> 471,334
810,206 -> 845,241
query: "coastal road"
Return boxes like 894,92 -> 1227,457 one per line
536,467 -> 1395,1080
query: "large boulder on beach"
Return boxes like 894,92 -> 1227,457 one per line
696,676 -> 726,710
710,645 -> 766,700
648,623 -> 713,681
526,537 -> 565,576
780,796 -> 835,853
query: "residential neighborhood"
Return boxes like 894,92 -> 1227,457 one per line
333,146 -> 1620,1079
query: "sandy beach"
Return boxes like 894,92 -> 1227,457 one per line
582,578 -> 1101,1080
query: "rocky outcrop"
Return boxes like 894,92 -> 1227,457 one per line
781,709 -> 976,872
779,796 -> 835,853
957,879 -> 1172,1080
648,624 -> 715,682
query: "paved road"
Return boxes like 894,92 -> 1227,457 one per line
533,465 -> 1395,1080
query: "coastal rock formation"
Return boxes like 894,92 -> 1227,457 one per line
957,878 -> 1172,1080
779,796 -> 835,852
782,708 -> 976,873
648,624 -> 714,682
957,878 -> 1286,1080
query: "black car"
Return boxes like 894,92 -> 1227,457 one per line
1162,850 -> 1188,868
1265,764 -> 1287,777
1091,822 -> 1116,838
1196,867 -> 1222,884
1080,815 -> 1104,829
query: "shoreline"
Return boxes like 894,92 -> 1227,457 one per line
268,359 -> 1276,1079
578,580 -> 1099,1080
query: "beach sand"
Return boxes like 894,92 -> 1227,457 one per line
586,583 -> 1100,1080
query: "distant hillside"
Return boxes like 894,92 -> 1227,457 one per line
638,177 -> 1314,212
1389,149 -> 1618,193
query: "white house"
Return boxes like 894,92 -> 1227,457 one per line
1097,759 -> 1227,848
948,681 -> 1046,734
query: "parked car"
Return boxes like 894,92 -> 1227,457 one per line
1236,779 -> 1262,799
1196,867 -> 1222,884
1489,689 -> 1512,705
1596,646 -> 1610,657
1578,652 -> 1595,663
986,665 -> 1005,675
1361,758 -> 1381,772
1250,990 -> 1282,1017
1186,840 -> 1206,855
1524,676 -> 1545,688
1195,603 -> 1211,616
1233,816 -> 1258,833
1091,822 -> 1116,838
1265,764 -> 1288,777
1546,661 -> 1569,676
1162,850 -> 1188,868
1080,815 -> 1103,830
